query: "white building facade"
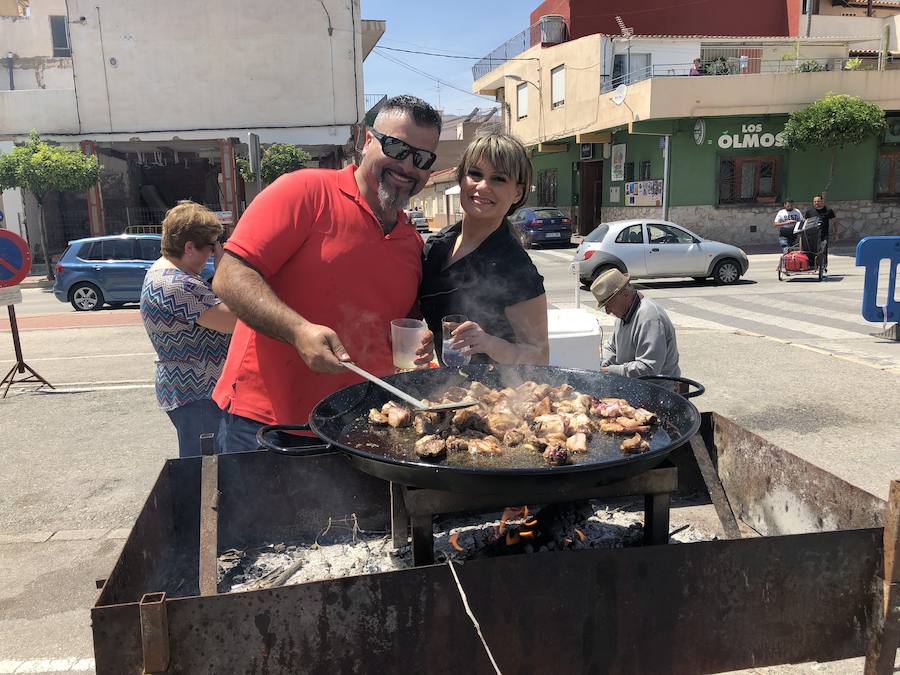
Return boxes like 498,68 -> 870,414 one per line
1,0 -> 383,257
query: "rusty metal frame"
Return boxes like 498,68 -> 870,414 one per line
198,434 -> 219,596
393,465 -> 679,565
138,592 -> 169,674
91,413 -> 894,674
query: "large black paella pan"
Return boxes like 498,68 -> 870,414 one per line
258,365 -> 702,497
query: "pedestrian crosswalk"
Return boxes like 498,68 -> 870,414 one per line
529,248 -> 578,263
527,247 -> 897,372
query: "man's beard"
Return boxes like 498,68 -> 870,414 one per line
377,171 -> 414,212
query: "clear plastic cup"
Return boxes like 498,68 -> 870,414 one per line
441,314 -> 471,367
390,318 -> 427,370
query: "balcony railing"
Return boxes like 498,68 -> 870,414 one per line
599,56 -> 885,93
472,26 -> 536,81
364,93 -> 386,112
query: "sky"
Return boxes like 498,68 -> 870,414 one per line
361,0 -> 538,116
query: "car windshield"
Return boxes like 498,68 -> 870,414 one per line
533,208 -> 565,218
584,224 -> 609,243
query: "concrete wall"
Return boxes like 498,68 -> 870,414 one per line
0,57 -> 73,91
2,0 -> 364,140
0,1 -> 68,57
808,14 -> 894,51
483,35 -> 604,148
600,201 -> 900,247
614,39 -> 702,76
0,88 -> 79,133
646,69 -> 900,119
815,2 -> 899,18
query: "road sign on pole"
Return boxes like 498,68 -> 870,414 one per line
0,229 -> 32,288
0,229 -> 53,396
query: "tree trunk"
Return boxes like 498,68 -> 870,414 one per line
821,149 -> 836,202
36,196 -> 54,281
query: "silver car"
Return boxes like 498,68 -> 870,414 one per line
573,219 -> 749,286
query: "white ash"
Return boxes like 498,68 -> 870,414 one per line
218,499 -> 719,593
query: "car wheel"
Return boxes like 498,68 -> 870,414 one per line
70,282 -> 104,311
590,264 -> 617,283
712,259 -> 741,285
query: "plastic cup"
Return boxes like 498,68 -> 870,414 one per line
390,318 -> 427,370
441,314 -> 471,367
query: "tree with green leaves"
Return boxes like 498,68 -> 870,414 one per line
259,144 -> 312,185
237,143 -> 312,188
782,93 -> 886,199
0,131 -> 102,280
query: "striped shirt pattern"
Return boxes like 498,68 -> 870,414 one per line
140,267 -> 230,411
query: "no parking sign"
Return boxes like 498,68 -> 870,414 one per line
0,230 -> 31,305
0,229 -> 31,288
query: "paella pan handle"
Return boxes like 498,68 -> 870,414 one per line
637,375 -> 705,399
256,424 -> 333,457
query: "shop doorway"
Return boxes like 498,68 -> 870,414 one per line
579,160 -> 603,235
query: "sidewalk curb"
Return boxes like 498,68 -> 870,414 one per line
19,279 -> 53,290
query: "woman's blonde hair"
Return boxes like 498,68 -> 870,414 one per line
160,201 -> 222,259
456,131 -> 532,216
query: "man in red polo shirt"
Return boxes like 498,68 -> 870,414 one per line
212,96 -> 441,451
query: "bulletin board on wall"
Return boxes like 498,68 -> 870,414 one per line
625,180 -> 663,207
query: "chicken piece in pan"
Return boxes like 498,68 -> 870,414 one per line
368,408 -> 388,425
615,416 -> 650,433
414,410 -> 451,436
566,432 -> 588,454
633,408 -> 658,426
415,434 -> 447,460
532,414 -> 566,438
484,412 -> 519,437
451,408 -> 485,433
542,440 -> 570,466
620,433 -> 650,454
382,401 -> 412,428
445,432 -> 485,453
502,428 -> 526,446
468,435 -> 502,455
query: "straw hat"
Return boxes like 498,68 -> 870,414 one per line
590,268 -> 631,308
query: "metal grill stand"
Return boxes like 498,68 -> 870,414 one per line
391,464 -> 677,565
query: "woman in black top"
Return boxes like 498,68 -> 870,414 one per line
419,131 -> 549,365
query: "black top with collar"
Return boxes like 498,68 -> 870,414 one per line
419,220 -> 545,364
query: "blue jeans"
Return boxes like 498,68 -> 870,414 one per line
219,412 -> 327,454
165,398 -> 225,458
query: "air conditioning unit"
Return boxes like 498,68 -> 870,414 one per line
886,118 -> 900,144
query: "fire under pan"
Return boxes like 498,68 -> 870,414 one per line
91,412 -> 898,674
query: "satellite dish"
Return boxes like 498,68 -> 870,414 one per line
611,84 -> 628,106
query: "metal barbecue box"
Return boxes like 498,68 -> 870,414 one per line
91,411 -> 897,674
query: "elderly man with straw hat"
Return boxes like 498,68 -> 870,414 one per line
590,268 -> 681,380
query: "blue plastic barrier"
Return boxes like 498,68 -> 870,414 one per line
855,236 -> 899,323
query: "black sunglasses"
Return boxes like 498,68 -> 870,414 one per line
370,130 -> 437,170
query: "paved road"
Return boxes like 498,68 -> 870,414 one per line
529,245 -> 899,373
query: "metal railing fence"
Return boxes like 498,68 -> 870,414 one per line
599,56 -> 885,93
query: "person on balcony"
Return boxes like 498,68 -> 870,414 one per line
689,58 -> 706,76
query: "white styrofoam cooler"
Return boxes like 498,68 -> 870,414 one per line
547,308 -> 604,370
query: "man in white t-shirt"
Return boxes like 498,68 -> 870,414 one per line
772,199 -> 804,253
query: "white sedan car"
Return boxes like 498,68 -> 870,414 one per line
573,219 -> 749,286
